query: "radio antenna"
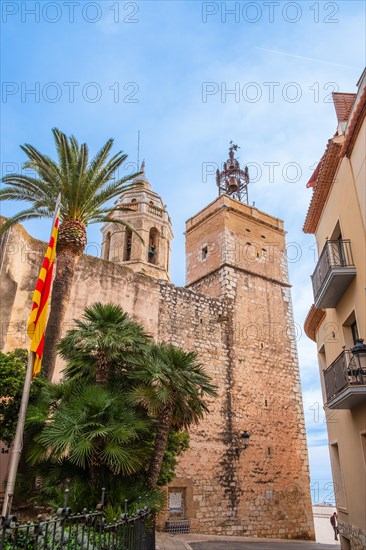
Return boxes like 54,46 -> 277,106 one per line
137,130 -> 140,168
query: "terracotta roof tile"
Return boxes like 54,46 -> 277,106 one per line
306,155 -> 324,188
340,85 -> 366,157
332,92 -> 356,122
303,139 -> 342,234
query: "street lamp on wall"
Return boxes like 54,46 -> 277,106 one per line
235,431 -> 251,458
349,338 -> 366,383
240,431 -> 251,448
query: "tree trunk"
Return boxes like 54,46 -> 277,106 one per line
43,249 -> 80,381
96,353 -> 109,384
147,404 -> 174,488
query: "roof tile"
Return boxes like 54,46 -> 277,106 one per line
332,92 -> 356,122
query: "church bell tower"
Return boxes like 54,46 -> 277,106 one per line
101,163 -> 173,281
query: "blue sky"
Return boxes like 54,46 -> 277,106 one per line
1,0 -> 365,503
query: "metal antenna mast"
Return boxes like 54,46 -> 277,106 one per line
137,130 -> 140,168
216,142 -> 250,204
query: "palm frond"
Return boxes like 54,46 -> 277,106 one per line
0,207 -> 54,235
1,128 -> 140,240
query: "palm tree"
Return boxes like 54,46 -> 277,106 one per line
26,381 -> 150,487
58,302 -> 150,384
128,344 -> 217,488
0,129 -> 141,380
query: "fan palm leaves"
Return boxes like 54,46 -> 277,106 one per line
0,129 -> 142,380
58,302 -> 151,384
26,382 -> 149,478
127,344 -> 217,487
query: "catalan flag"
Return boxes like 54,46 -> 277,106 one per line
27,202 -> 60,377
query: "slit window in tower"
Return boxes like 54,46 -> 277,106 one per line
124,229 -> 132,261
148,227 -> 158,265
104,231 -> 111,261
202,246 -> 208,261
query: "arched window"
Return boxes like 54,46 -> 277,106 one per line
148,227 -> 159,265
103,231 -> 111,260
124,229 -> 132,261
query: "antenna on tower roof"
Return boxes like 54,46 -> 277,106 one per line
216,142 -> 249,204
137,130 -> 140,169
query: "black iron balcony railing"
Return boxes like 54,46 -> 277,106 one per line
324,349 -> 366,408
311,240 -> 356,308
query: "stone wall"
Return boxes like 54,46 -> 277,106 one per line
0,220 -> 315,539
339,519 -> 366,550
171,265 -> 315,538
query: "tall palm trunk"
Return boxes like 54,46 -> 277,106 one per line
43,249 -> 81,381
147,403 -> 174,488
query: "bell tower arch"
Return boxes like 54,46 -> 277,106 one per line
101,162 -> 173,281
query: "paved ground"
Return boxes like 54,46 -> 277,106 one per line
156,533 -> 340,550
190,542 -> 337,549
156,505 -> 340,550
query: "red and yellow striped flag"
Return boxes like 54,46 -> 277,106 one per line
27,210 -> 60,377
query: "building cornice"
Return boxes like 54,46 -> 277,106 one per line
304,304 -> 326,342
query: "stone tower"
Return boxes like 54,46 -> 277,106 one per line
0,146 -> 315,538
101,162 -> 173,281
162,145 -> 315,537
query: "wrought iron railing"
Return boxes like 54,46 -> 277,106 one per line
324,349 -> 366,403
311,240 -> 354,301
0,502 -> 155,550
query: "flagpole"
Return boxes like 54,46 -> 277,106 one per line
1,351 -> 35,519
1,194 -> 62,520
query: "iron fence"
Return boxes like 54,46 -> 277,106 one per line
1,503 -> 155,550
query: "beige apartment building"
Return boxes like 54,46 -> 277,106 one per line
303,71 -> 366,550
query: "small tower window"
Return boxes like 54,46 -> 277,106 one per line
202,246 -> 208,260
148,227 -> 159,265
124,229 -> 132,261
103,231 -> 111,261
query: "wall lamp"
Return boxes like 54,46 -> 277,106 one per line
235,431 -> 251,457
349,338 -> 366,382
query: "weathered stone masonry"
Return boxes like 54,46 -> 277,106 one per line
0,190 -> 315,539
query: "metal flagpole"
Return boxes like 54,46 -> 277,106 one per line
1,351 -> 35,519
1,194 -> 61,520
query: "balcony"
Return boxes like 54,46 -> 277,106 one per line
324,349 -> 366,409
123,201 -> 140,211
311,240 -> 356,308
148,204 -> 163,218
